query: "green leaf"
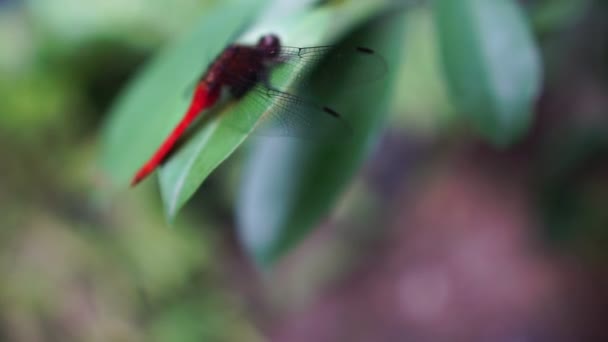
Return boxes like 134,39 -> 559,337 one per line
101,0 -> 267,188
157,0 -> 392,219
432,0 -> 542,146
236,12 -> 408,266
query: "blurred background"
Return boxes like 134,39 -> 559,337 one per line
1,0 -> 608,341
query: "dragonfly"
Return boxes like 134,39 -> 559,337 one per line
131,34 -> 385,186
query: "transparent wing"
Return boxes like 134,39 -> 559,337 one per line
185,44 -> 386,139
275,45 -> 388,88
220,68 -> 353,140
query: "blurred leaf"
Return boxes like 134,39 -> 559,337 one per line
26,0 -> 216,46
531,0 -> 589,34
540,128 -> 608,255
157,0 -> 392,219
432,0 -> 542,146
101,0 -> 266,188
0,71 -> 76,144
236,12 -> 408,265
391,6 -> 453,136
149,298 -> 262,342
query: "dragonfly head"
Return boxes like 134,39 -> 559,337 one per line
257,34 -> 281,58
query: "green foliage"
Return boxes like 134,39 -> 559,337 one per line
237,17 -> 407,265
4,0 -> 608,339
156,1 -> 390,219
433,0 -> 541,146
102,0 -> 543,264
101,0 -> 267,191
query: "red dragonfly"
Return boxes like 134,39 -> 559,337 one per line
131,34 -> 384,186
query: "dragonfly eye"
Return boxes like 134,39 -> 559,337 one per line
258,34 -> 281,57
